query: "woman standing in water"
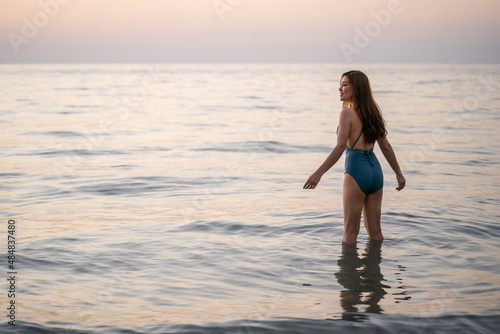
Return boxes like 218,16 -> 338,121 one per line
303,70 -> 406,244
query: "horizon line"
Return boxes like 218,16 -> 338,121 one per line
1,61 -> 500,65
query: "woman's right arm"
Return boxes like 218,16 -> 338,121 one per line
377,136 -> 406,191
303,108 -> 351,190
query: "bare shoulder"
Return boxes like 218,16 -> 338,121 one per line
338,107 -> 357,131
339,107 -> 356,120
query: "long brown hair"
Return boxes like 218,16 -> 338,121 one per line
341,70 -> 387,143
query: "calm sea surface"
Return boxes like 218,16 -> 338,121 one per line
1,64 -> 500,333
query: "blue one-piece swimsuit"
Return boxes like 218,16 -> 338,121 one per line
338,126 -> 384,194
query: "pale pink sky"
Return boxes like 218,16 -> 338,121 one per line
1,0 -> 499,63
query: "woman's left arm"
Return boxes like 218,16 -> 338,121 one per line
377,136 -> 406,191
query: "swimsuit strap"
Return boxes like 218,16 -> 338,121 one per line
350,131 -> 363,150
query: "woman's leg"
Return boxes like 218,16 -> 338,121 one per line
343,174 -> 365,244
363,188 -> 384,241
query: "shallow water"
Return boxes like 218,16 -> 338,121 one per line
1,63 -> 500,333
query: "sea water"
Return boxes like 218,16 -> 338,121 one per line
1,63 -> 499,333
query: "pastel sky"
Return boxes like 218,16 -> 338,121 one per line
1,0 -> 499,63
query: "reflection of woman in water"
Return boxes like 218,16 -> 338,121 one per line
335,240 -> 388,316
303,71 -> 405,244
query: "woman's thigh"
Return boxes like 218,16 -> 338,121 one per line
343,174 -> 365,230
363,189 -> 383,236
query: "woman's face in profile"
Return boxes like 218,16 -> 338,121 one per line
339,76 -> 354,102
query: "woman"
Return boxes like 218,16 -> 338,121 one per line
303,70 -> 405,244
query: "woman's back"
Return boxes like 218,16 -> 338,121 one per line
344,107 -> 375,151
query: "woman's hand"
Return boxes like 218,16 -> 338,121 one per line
303,172 -> 322,189
396,174 -> 406,191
